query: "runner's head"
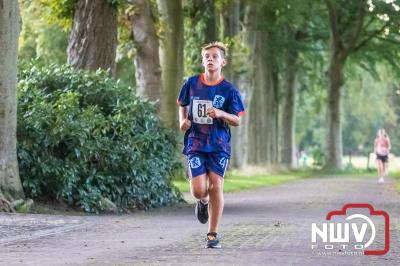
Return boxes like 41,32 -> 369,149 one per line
201,42 -> 227,73
377,128 -> 386,138
381,128 -> 388,138
377,129 -> 383,137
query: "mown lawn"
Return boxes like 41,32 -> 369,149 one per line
391,171 -> 400,192
173,170 -> 313,193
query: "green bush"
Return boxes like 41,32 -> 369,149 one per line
310,147 -> 325,167
17,64 -> 182,213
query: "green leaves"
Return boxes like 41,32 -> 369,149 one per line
17,64 -> 182,213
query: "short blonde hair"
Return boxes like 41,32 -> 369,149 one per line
201,42 -> 228,58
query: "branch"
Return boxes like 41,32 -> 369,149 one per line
376,36 -> 400,45
344,0 -> 365,55
353,20 -> 391,53
325,0 -> 340,47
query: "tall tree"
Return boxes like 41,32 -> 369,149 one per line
279,0 -> 314,168
247,7 -> 264,164
248,3 -> 280,165
130,0 -> 162,101
324,0 -> 400,169
225,1 -> 259,168
157,0 -> 184,127
0,0 -> 24,211
281,26 -> 298,168
67,0 -> 118,76
219,0 -> 244,167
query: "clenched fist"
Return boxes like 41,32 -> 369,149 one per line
180,118 -> 191,131
207,107 -> 224,119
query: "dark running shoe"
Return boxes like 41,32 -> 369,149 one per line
195,200 -> 209,224
206,232 -> 221,248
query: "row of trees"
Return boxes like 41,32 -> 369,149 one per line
17,0 -> 400,169
1,0 -> 400,209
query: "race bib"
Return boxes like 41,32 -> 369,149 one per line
192,100 -> 213,124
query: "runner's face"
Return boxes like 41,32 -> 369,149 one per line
202,47 -> 226,73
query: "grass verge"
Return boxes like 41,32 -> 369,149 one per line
173,167 -> 386,193
173,169 -> 313,193
391,171 -> 400,192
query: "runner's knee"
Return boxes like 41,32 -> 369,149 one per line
191,187 -> 208,199
208,181 -> 223,194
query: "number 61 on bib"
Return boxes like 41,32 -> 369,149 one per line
192,100 -> 213,124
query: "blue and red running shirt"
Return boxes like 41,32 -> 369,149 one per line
177,73 -> 245,158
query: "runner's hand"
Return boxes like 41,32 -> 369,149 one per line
180,118 -> 191,131
207,107 -> 224,119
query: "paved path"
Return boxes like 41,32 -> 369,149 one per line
0,175 -> 399,265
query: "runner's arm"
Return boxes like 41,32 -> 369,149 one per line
179,106 -> 191,131
207,108 -> 240,127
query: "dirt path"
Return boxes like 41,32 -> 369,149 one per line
0,175 -> 399,266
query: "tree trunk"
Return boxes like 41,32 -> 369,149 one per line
248,29 -> 269,164
157,0 -> 184,128
271,67 -> 280,164
130,0 -> 162,102
263,50 -> 275,164
248,4 -> 281,166
324,0 -> 366,170
235,73 -> 253,167
231,2 -> 257,168
220,0 -> 244,168
281,37 -> 298,168
0,0 -> 24,211
67,0 -> 118,77
246,3 -> 260,165
237,2 -> 260,167
325,58 -> 344,169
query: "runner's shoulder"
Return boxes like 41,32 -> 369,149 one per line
185,75 -> 201,84
219,79 -> 239,94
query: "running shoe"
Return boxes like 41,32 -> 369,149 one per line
195,200 -> 208,224
206,232 -> 221,248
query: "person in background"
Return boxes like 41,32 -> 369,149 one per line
374,128 -> 391,183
